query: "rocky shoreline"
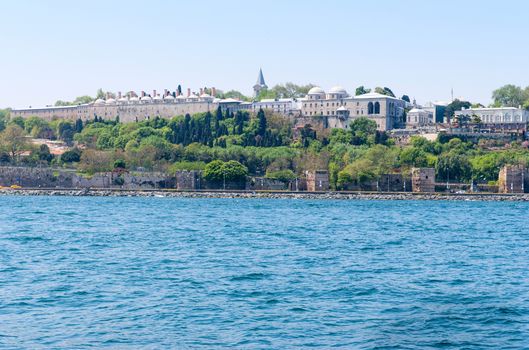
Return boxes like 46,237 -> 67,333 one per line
1,188 -> 529,201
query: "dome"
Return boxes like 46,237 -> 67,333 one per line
329,86 -> 347,95
140,95 -> 152,101
94,98 -> 105,105
153,95 -> 163,101
176,95 -> 187,100
118,97 -> 128,102
164,94 -> 175,100
129,96 -> 139,102
105,98 -> 116,105
308,86 -> 325,95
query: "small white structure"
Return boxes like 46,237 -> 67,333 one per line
252,98 -> 298,115
407,108 -> 434,127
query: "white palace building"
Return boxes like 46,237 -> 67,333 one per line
11,70 -> 408,131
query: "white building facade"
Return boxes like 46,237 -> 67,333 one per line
300,86 -> 406,131
454,107 -> 529,124
251,98 -> 300,116
407,108 -> 434,127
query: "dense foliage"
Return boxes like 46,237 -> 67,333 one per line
1,105 -> 529,188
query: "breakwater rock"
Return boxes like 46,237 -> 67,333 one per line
2,188 -> 529,201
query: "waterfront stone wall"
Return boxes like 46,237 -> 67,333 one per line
0,167 -> 175,189
175,171 -> 202,190
377,174 -> 411,192
248,177 -> 288,191
0,167 -> 74,187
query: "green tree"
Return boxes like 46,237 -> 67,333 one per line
492,84 -> 527,107
355,86 -> 371,96
221,90 -> 250,101
374,87 -> 395,97
9,116 -> 25,129
35,144 -> 53,163
445,99 -> 472,123
436,153 -> 472,182
114,158 -> 126,169
268,83 -> 315,98
203,160 -> 248,182
0,108 -> 9,132
0,124 -> 29,162
265,169 -> 296,182
61,147 -> 82,163
257,109 -> 267,136
96,88 -> 105,99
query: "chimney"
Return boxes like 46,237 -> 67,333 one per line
187,88 -> 191,97
118,91 -> 122,99
153,90 -> 156,98
212,87 -> 216,97
200,88 -> 204,95
164,89 -> 168,97
141,91 -> 146,97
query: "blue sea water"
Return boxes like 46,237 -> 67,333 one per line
0,196 -> 529,349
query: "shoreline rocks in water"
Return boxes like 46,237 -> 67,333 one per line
1,188 -> 529,201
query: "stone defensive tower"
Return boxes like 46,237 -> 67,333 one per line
498,165 -> 528,193
411,168 -> 435,193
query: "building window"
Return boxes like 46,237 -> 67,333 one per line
368,102 -> 374,115
374,102 -> 380,114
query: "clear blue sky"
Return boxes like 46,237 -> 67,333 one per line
1,0 -> 528,109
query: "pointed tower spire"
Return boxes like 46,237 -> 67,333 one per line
253,68 -> 268,97
256,68 -> 266,86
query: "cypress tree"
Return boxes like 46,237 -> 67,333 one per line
216,106 -> 223,122
183,114 -> 191,145
215,117 -> 220,137
203,112 -> 212,145
257,108 -> 267,137
75,118 -> 83,133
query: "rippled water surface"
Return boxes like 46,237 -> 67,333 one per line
1,196 -> 529,349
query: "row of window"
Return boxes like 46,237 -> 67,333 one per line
308,109 -> 367,116
304,101 -> 361,108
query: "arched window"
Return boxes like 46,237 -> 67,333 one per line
374,102 -> 380,114
368,102 -> 374,115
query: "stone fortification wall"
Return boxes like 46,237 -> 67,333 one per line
248,177 -> 288,191
175,171 -> 202,190
0,167 -> 74,188
0,167 -> 175,189
11,101 -> 215,122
